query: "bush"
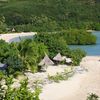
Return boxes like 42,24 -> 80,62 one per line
0,71 -> 5,80
87,93 -> 99,100
5,55 -> 24,75
34,33 -> 70,58
4,79 -> 41,100
34,32 -> 86,65
0,39 -> 48,74
17,39 -> 48,72
48,69 -> 74,83
69,48 -> 86,65
0,16 -> 7,33
57,29 -> 96,45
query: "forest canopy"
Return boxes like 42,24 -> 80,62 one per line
0,0 -> 100,32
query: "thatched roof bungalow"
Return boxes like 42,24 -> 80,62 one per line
53,53 -> 63,62
12,28 -> 15,32
39,55 -> 54,66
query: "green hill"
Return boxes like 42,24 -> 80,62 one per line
0,0 -> 100,32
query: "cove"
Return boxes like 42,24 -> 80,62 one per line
69,31 -> 100,56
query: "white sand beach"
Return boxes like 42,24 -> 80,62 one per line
0,32 -> 36,43
39,56 -> 100,100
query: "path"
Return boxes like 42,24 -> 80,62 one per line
40,56 -> 100,100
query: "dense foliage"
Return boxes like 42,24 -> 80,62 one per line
0,16 -> 7,33
0,39 -> 48,74
0,0 -> 100,32
0,34 -> 86,75
34,33 -> 70,58
57,30 -> 97,45
35,30 -> 96,45
0,79 -> 41,100
34,32 -> 86,65
69,49 -> 86,65
87,93 -> 99,100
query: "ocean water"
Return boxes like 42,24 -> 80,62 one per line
69,31 -> 100,56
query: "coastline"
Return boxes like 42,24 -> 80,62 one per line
39,56 -> 100,100
0,32 -> 36,43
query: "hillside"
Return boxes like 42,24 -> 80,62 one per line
0,0 -> 100,32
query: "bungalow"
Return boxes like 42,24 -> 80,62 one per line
38,55 -> 54,71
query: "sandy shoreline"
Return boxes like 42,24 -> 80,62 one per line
39,56 -> 100,100
0,32 -> 36,43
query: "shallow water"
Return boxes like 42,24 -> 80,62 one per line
69,31 -> 100,56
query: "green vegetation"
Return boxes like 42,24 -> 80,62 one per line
0,39 -> 48,74
87,93 -> 99,100
57,30 -> 96,45
0,71 -> 5,80
0,79 -> 41,100
48,69 -> 74,83
0,16 -> 7,33
0,33 -> 86,76
69,49 -> 86,65
0,0 -> 100,32
34,32 -> 70,58
34,32 -> 86,65
35,30 -> 96,45
0,0 -> 99,99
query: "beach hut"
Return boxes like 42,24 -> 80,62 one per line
53,53 -> 63,62
12,28 -> 15,32
0,63 -> 8,70
53,53 -> 64,64
38,55 -> 54,71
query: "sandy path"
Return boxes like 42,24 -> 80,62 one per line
40,56 -> 100,100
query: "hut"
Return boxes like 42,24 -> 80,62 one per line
38,55 -> 54,71
0,63 -> 8,70
53,53 -> 63,61
12,28 -> 15,32
53,53 -> 64,64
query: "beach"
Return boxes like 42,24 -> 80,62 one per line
40,56 -> 100,100
0,32 -> 36,43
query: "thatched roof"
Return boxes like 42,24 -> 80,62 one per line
39,55 -> 54,66
12,28 -> 15,32
0,63 -> 8,70
53,53 -> 63,61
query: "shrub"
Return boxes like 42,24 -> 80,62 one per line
4,79 -> 41,100
48,69 -> 74,83
34,33 -> 70,58
87,93 -> 99,100
57,29 -> 96,45
0,71 -> 5,80
69,48 -> 86,65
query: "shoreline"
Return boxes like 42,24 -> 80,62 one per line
0,32 -> 36,43
39,56 -> 100,100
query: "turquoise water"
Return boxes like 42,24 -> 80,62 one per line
69,31 -> 100,56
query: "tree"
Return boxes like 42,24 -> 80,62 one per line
0,16 -> 7,33
87,93 -> 99,100
34,33 -> 70,58
17,39 -> 48,72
